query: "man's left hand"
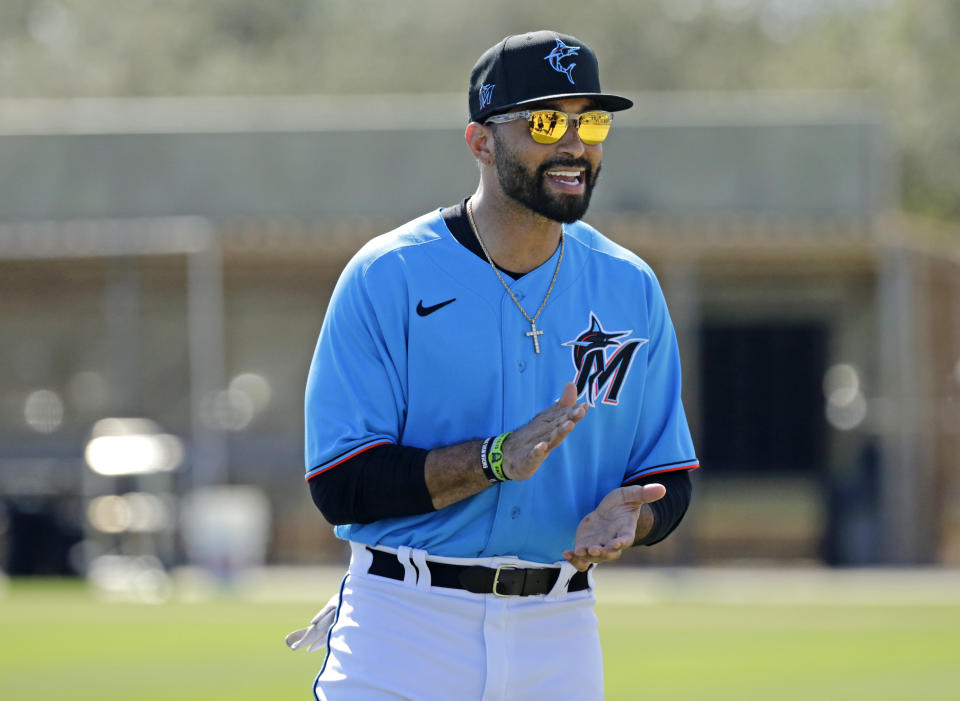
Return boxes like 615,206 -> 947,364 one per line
562,484 -> 666,571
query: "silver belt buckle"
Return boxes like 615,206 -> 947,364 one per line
492,564 -> 519,597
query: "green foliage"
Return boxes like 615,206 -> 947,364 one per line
1,0 -> 957,219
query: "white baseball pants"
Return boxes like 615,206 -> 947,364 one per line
313,542 -> 603,700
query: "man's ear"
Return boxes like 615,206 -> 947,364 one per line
465,122 -> 494,167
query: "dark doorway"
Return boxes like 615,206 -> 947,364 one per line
700,321 -> 829,475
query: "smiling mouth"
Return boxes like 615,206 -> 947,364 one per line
544,169 -> 585,187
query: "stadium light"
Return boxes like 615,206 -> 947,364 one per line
84,418 -> 184,476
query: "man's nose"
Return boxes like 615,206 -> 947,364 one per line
556,120 -> 586,157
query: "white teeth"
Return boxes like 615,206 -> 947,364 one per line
546,170 -> 582,185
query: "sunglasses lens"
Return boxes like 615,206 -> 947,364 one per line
577,112 -> 612,145
529,111 -> 567,144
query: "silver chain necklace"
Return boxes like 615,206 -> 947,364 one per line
466,198 -> 564,354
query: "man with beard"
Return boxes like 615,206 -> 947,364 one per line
292,31 -> 699,700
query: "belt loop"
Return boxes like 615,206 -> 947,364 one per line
350,541 -> 373,576
396,546 -> 417,586
545,561 -> 577,601
411,549 -> 431,590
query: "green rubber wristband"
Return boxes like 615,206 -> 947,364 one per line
488,432 -> 512,482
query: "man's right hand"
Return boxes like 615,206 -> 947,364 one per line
501,382 -> 589,481
425,382 -> 588,510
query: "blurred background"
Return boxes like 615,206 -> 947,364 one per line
1,0 -> 959,596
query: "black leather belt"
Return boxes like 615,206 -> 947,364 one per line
366,546 -> 589,597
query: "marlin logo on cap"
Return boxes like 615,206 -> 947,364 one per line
544,39 -> 580,85
479,83 -> 495,110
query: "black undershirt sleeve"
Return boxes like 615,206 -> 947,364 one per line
631,469 -> 693,546
309,444 -> 434,525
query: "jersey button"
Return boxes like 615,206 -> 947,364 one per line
517,360 -> 526,372
510,507 -> 520,519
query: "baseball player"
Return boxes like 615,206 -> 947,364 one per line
289,30 -> 699,700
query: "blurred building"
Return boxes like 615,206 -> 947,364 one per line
0,93 -> 957,571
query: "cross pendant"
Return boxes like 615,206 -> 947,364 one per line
526,320 -> 544,354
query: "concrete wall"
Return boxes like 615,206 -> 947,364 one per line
0,93 -> 889,222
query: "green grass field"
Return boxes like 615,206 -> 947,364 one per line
1,574 -> 958,700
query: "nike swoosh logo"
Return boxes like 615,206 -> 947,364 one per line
416,298 -> 456,316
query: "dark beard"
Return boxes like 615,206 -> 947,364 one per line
492,130 -> 601,224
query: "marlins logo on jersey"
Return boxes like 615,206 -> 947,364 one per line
564,313 -> 648,406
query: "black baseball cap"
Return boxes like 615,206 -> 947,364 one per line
468,30 -> 633,123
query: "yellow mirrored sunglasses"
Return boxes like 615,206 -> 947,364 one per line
484,109 -> 613,145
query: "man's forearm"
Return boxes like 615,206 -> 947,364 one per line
425,439 -> 492,510
309,440 -> 492,525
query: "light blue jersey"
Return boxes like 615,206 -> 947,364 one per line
305,209 -> 698,564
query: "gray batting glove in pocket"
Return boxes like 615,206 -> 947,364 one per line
285,592 -> 339,652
